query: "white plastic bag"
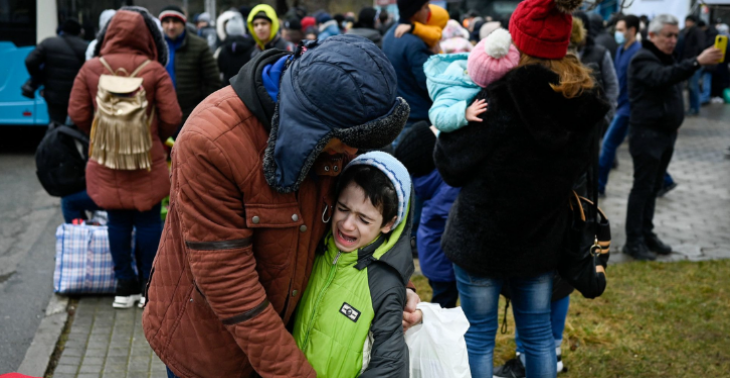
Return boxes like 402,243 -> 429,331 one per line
405,302 -> 472,378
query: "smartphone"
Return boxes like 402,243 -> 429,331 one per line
715,35 -> 727,62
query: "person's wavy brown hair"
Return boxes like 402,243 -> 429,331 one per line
518,53 -> 595,99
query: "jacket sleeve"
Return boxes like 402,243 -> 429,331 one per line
177,133 -> 315,378
631,54 -> 699,89
411,22 -> 442,48
406,41 -> 433,93
360,287 -> 408,378
434,100 -> 501,187
24,42 -> 46,79
429,97 -> 468,132
154,67 -> 182,140
67,65 -> 94,133
601,50 -> 618,122
200,47 -> 222,95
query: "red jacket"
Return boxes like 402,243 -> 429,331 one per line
68,10 -> 181,211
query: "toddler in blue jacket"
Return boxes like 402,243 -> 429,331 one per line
425,28 -> 520,132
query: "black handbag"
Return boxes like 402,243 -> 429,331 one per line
557,127 -> 611,299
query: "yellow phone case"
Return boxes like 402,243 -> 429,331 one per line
715,35 -> 727,62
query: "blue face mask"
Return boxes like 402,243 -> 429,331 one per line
615,30 -> 626,45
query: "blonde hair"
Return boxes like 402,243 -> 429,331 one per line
519,53 -> 595,99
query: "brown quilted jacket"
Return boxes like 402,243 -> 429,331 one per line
68,10 -> 182,211
142,85 -> 350,378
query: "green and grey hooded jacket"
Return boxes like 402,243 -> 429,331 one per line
293,205 -> 414,378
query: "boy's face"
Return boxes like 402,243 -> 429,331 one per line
253,19 -> 272,43
332,183 -> 396,253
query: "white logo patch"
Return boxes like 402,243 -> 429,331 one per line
340,302 -> 361,322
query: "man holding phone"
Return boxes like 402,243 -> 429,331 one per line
623,14 -> 723,261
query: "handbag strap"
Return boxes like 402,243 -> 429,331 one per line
589,121 -> 600,227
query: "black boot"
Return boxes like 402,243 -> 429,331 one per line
113,278 -> 141,308
645,233 -> 672,255
623,241 -> 656,261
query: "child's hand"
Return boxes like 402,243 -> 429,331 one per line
466,99 -> 488,122
395,24 -> 412,38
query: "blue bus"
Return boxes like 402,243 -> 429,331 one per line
0,0 -> 58,126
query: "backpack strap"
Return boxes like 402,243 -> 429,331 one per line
99,57 -> 115,75
130,60 -> 152,78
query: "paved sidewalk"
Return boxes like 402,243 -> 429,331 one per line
52,297 -> 166,378
601,106 -> 730,263
45,107 -> 730,377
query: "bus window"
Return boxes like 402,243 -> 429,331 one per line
0,0 -> 37,47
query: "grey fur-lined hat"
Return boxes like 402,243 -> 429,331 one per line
264,34 -> 410,193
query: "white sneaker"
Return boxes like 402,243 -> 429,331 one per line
138,296 -> 146,308
112,294 -> 141,308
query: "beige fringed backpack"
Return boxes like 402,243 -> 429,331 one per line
89,57 -> 154,170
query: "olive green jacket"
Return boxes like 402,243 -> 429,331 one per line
173,32 -> 221,125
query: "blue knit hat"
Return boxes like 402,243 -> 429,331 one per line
344,151 -> 412,229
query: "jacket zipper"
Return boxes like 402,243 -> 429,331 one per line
302,250 -> 341,348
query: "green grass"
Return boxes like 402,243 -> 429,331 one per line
411,259 -> 730,377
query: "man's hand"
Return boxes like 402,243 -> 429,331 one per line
697,46 -> 724,66
395,24 -> 413,38
402,288 -> 422,332
466,99 -> 488,122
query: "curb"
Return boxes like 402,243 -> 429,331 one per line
17,294 -> 69,377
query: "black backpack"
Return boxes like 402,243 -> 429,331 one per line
36,122 -> 89,197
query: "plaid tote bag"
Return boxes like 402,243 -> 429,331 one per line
53,224 -> 136,294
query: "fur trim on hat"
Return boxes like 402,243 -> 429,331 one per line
484,28 -> 512,58
263,98 -> 409,193
93,6 -> 169,66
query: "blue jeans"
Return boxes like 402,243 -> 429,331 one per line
515,295 -> 570,357
60,190 -> 102,223
701,70 -> 712,104
107,203 -> 162,281
454,265 -> 556,378
688,69 -> 702,113
598,114 -> 630,193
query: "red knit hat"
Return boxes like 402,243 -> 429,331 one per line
509,0 -> 583,59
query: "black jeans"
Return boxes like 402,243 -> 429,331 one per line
429,279 -> 459,308
47,102 -> 68,124
625,127 -> 677,243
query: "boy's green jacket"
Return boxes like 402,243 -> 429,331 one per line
293,207 -> 414,378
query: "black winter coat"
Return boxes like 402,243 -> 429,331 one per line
628,40 -> 699,133
25,35 -> 88,105
434,64 -> 609,279
681,26 -> 706,60
173,32 -> 222,125
217,35 -> 256,84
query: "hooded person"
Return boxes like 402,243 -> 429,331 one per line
85,9 -> 116,60
196,12 -> 218,51
216,10 -> 244,43
67,7 -> 182,309
216,16 -> 256,83
434,0 -> 610,376
440,19 -> 473,53
248,4 -> 292,58
346,7 -> 382,48
317,12 -> 341,41
589,12 -> 619,58
142,34 -> 421,378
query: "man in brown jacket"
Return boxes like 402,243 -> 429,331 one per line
143,35 -> 421,378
